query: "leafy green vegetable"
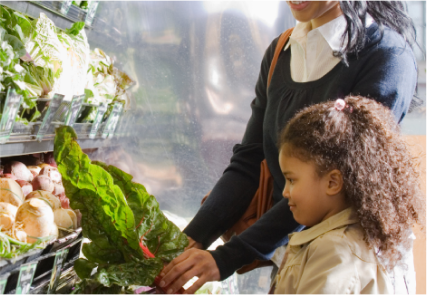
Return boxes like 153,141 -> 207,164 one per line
93,162 -> 189,262
54,126 -> 188,292
0,231 -> 48,259
84,47 -> 134,109
54,126 -> 141,257
65,21 -> 85,37
24,13 -> 64,77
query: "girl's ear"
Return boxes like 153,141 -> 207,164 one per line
326,169 -> 343,196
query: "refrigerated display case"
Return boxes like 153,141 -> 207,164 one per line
0,1 -> 425,294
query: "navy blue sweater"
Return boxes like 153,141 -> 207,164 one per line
183,23 -> 417,280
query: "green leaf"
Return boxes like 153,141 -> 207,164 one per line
54,126 -> 188,290
54,126 -> 143,259
94,259 -> 163,287
65,21 -> 85,36
84,88 -> 94,99
74,258 -> 98,280
0,231 -> 48,259
3,33 -> 26,58
81,240 -> 124,265
94,163 -> 189,262
13,11 -> 33,38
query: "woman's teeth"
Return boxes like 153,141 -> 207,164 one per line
291,1 -> 304,4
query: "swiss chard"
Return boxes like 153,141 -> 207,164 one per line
54,126 -> 188,292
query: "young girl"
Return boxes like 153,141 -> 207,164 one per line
272,96 -> 424,294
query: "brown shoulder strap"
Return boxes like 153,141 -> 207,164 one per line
267,27 -> 294,93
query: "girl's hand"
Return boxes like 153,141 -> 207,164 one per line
158,248 -> 220,294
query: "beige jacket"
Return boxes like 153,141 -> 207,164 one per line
274,208 -> 393,294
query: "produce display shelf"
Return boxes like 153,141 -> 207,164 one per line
1,231 -> 83,294
0,0 -> 98,30
0,0 -> 74,30
0,137 -> 111,157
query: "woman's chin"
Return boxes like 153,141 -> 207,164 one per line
290,12 -> 314,24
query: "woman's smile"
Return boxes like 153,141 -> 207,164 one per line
287,1 -> 310,11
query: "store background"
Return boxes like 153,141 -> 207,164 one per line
78,1 -> 425,293
0,0 -> 424,293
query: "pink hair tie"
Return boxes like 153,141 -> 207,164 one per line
334,99 -> 353,113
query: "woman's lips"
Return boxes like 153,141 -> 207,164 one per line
288,1 -> 310,11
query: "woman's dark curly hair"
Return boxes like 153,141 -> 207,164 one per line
278,96 -> 425,270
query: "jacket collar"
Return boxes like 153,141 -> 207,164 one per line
289,208 -> 359,246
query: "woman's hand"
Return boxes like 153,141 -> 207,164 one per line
158,248 -> 220,294
185,236 -> 203,251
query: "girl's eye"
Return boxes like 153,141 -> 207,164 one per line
287,178 -> 294,184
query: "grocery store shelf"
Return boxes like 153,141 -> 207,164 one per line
1,1 -> 91,31
0,137 -> 110,157
2,1 -> 76,30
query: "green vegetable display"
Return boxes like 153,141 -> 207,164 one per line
54,126 -> 188,292
0,6 -> 45,123
0,231 -> 48,259
0,6 -> 89,125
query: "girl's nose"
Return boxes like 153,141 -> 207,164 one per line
282,185 -> 290,199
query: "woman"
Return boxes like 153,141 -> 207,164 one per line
159,1 -> 418,293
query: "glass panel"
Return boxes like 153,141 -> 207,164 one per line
401,1 -> 426,135
84,2 -> 294,293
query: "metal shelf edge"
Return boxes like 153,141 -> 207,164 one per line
0,137 -> 113,157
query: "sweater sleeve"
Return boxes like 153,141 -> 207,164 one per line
183,36 -> 280,248
350,30 -> 417,123
210,199 -> 302,280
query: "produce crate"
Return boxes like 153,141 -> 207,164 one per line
11,97 -> 62,139
0,249 -> 43,279
66,4 -> 87,22
30,236 -> 83,294
0,228 -> 83,294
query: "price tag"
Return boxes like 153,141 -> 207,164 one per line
60,0 -> 73,14
102,103 -> 123,139
36,94 -> 65,141
47,249 -> 69,294
15,261 -> 37,294
0,274 -> 9,294
0,88 -> 23,144
65,94 -> 85,127
85,0 -> 99,26
89,103 -> 107,139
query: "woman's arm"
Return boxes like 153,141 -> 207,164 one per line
350,27 -> 417,123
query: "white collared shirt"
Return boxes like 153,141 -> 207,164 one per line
284,14 -> 374,82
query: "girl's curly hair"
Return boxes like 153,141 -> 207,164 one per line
278,95 -> 425,270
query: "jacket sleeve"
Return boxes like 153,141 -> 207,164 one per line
183,36 -> 280,248
350,32 -> 417,123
